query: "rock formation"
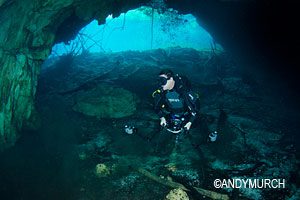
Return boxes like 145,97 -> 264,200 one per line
72,84 -> 138,118
165,188 -> 189,200
0,0 -> 148,149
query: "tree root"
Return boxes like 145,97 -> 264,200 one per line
136,167 -> 229,200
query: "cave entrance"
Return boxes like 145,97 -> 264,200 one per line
49,6 -> 222,55
38,6 -> 225,158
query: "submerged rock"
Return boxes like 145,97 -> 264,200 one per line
95,163 -> 111,177
165,188 -> 189,200
72,84 -> 138,118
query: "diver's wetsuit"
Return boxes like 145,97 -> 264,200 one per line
153,74 -> 199,133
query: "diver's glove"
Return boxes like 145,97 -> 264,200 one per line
184,122 -> 192,132
160,117 -> 167,127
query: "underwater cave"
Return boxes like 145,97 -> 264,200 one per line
0,0 -> 300,199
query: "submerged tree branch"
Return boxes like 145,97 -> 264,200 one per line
136,167 -> 229,200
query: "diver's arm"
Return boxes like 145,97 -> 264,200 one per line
184,104 -> 197,131
185,91 -> 199,124
153,90 -> 166,118
188,109 -> 197,123
153,91 -> 168,127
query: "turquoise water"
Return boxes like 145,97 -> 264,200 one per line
51,7 -> 222,56
0,48 -> 298,199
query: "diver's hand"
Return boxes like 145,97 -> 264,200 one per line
160,117 -> 167,127
184,122 -> 192,131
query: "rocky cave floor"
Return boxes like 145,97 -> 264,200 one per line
3,47 -> 300,200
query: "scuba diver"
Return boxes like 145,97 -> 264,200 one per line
152,69 -> 200,135
151,69 -> 219,156
123,69 -> 217,156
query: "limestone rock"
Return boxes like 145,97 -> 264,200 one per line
0,0 -> 149,150
72,84 -> 138,118
95,163 -> 110,177
165,188 -> 189,200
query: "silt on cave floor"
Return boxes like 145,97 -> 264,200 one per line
0,48 -> 300,200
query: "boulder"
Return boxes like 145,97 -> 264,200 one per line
165,188 -> 189,200
95,163 -> 111,177
72,84 -> 138,118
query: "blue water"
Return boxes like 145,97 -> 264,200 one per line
51,7 -> 222,56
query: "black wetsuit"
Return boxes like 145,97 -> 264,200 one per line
153,75 -> 199,132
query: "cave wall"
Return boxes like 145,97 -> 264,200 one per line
0,0 -> 149,149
